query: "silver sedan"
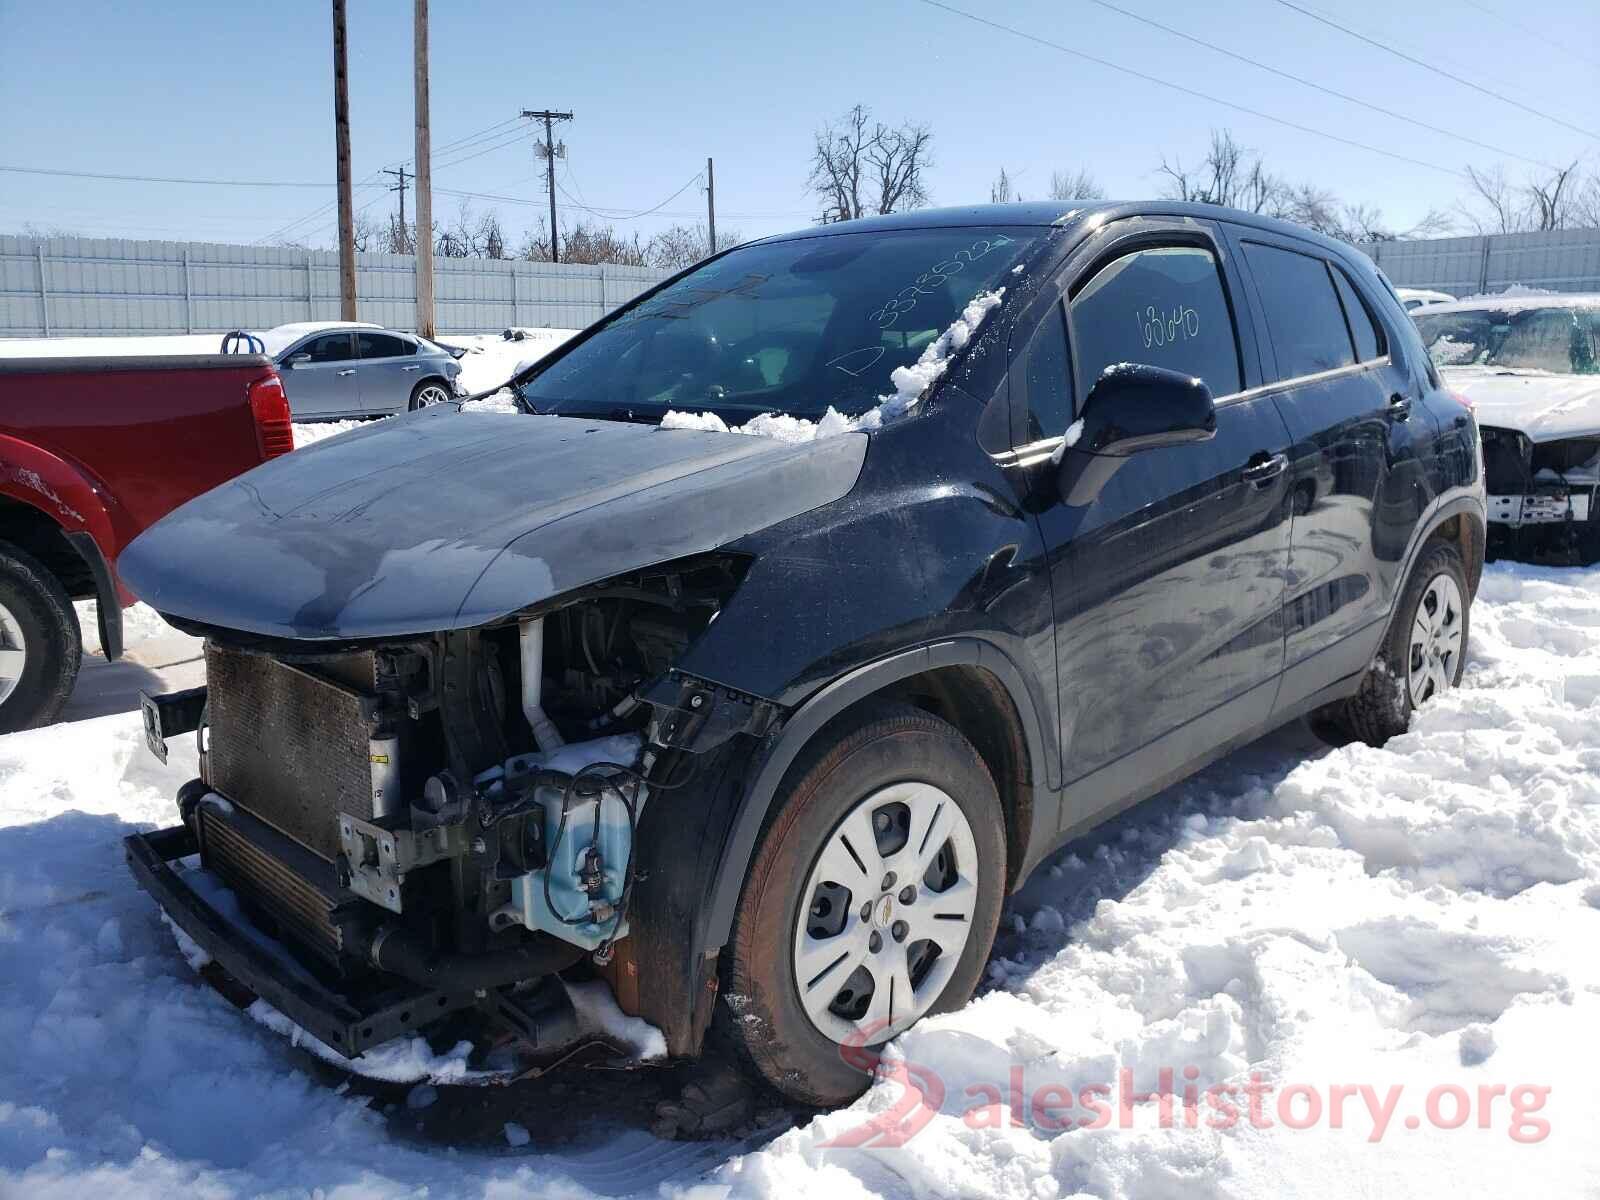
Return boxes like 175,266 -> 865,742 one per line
223,322 -> 464,419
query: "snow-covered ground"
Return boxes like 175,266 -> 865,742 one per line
2,560 -> 1596,1197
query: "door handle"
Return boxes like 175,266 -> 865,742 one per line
1242,452 -> 1288,485
401,364 -> 422,372
336,369 -> 356,377
1389,392 -> 1411,419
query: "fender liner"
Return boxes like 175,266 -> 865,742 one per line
698,636 -> 1051,955
1386,491 -> 1487,626
64,530 -> 123,661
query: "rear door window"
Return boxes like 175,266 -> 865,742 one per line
358,332 -> 411,359
1069,244 -> 1242,399
1242,243 -> 1356,378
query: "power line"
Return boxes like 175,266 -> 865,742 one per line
0,163 -> 331,187
432,127 -> 533,172
1082,0 -> 1561,170
252,116 -> 533,246
910,0 -> 1466,178
1270,0 -> 1600,143
1457,0 -> 1600,71
549,172 -> 705,221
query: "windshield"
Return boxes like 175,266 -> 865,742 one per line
518,226 -> 1042,421
1415,304 -> 1600,375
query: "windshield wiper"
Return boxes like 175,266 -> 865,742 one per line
553,406 -> 663,425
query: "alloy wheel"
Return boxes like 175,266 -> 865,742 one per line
414,383 -> 452,408
0,600 -> 26,706
1407,572 -> 1463,707
792,780 -> 979,1045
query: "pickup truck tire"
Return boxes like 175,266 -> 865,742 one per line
1337,541 -> 1469,747
718,704 -> 1005,1107
0,541 -> 82,733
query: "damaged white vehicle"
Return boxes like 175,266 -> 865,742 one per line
1414,293 -> 1600,563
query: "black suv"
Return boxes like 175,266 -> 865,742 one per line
123,202 -> 1485,1109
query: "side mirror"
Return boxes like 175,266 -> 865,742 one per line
1072,363 -> 1217,456
284,353 -> 312,369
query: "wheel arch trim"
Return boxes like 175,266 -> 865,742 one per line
699,636 -> 1050,953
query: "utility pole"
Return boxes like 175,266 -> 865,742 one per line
521,109 -> 573,262
332,0 -> 356,320
382,167 -> 411,252
705,157 -> 716,257
413,0 -> 434,337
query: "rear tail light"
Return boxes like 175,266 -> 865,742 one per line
1449,388 -> 1474,412
248,372 -> 294,459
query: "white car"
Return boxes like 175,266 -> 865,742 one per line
1412,293 -> 1600,562
1396,287 -> 1455,311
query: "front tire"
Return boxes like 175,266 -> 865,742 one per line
1337,541 -> 1469,746
0,541 -> 82,733
719,705 -> 1005,1107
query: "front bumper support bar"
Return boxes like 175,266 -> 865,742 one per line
124,824 -> 472,1058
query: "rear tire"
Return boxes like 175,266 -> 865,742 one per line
408,379 -> 453,411
1335,541 -> 1469,747
0,541 -> 82,733
718,704 -> 1006,1108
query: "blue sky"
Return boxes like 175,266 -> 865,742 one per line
1,0 -> 1595,248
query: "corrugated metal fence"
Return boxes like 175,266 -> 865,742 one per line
1361,227 -> 1600,297
0,234 -> 672,337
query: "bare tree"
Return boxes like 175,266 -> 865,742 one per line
645,222 -> 738,270
1527,160 -> 1582,231
809,104 -> 932,222
1158,130 -> 1289,214
1155,129 -> 1450,243
350,210 -> 378,253
990,167 -> 1017,204
1049,168 -> 1104,201
1458,164 -> 1524,234
1575,173 -> 1600,230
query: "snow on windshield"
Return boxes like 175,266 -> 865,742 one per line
660,287 -> 1006,443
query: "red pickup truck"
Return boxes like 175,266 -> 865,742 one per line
0,353 -> 291,732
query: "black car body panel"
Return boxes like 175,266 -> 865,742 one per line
118,404 -> 867,639
123,200 -> 1485,1064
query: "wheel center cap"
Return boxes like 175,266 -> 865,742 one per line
875,895 -> 896,929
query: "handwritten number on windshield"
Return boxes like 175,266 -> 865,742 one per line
869,235 -> 1014,329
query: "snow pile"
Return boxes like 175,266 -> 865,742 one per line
660,288 -> 1006,443
444,329 -> 575,395
2,562 -> 1599,1197
1460,284 -> 1559,303
1428,334 -> 1479,366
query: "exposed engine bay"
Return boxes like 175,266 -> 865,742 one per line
133,554 -> 771,1062
1480,426 -> 1600,564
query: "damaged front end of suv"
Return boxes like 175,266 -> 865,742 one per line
118,214 -> 1060,1106
121,407 -> 868,1063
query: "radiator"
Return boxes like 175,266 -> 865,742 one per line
205,644 -> 379,862
200,803 -> 349,962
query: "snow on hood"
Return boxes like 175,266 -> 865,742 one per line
660,287 -> 1006,443
1442,365 -> 1600,441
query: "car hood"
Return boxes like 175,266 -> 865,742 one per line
1442,366 -> 1600,442
119,406 -> 867,640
